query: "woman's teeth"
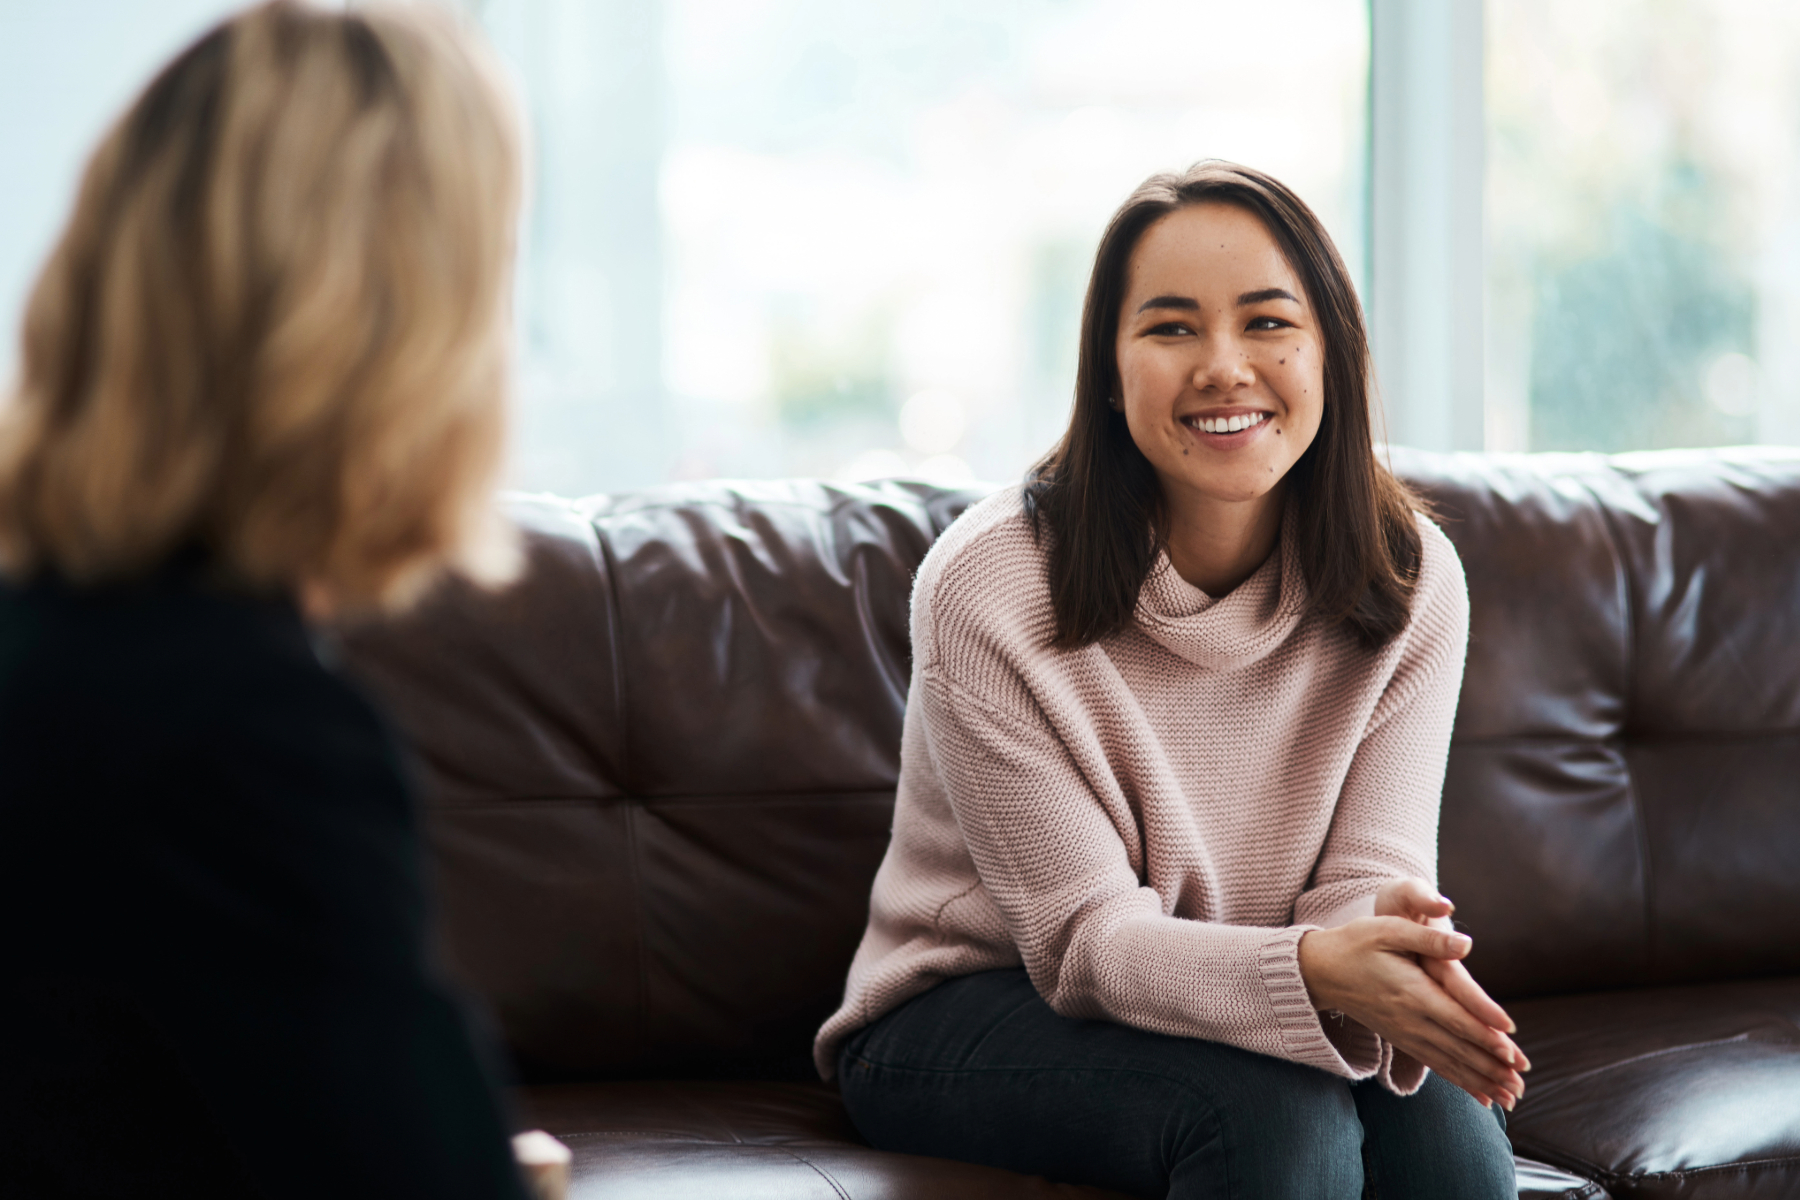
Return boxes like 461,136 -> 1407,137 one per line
1188,412 -> 1269,434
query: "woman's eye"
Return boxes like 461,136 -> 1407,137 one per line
1247,316 -> 1291,332
1147,322 -> 1192,336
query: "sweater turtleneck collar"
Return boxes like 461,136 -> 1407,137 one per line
1131,500 -> 1309,671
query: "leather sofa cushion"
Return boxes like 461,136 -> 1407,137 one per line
515,1080 -> 1132,1198
1507,976 -> 1800,1198
514,1080 -> 1606,1199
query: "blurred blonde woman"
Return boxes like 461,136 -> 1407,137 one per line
0,3 -> 532,1196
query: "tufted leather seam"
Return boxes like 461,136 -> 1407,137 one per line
1514,1142 -> 1800,1186
1585,472 -> 1657,982
580,483 -> 963,526
591,514 -> 632,803
587,515 -> 653,1053
1562,1184 -> 1606,1199
621,802 -> 651,1055
847,544 -> 912,702
776,1146 -> 852,1200
545,1129 -> 865,1195
592,494 -> 842,519
1596,1153 -> 1800,1185
550,1131 -> 716,1141
545,1130 -> 852,1146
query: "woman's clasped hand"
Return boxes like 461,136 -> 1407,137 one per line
1297,878 -> 1530,1110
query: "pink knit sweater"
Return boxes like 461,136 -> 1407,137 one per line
815,487 -> 1470,1093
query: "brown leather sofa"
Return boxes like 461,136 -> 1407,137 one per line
343,447 -> 1800,1200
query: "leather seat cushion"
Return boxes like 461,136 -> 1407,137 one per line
1507,976 -> 1800,1198
1516,1157 -> 1612,1199
515,1079 -> 1603,1199
514,1080 -> 1132,1198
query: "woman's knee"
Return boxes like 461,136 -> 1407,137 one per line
1353,1072 -> 1514,1200
1154,1044 -> 1362,1200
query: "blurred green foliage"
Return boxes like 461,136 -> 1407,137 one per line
768,306 -> 895,427
1529,190 -> 1756,452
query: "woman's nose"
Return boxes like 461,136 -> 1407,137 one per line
1189,335 -> 1258,393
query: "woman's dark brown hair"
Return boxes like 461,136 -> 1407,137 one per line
1024,160 -> 1423,650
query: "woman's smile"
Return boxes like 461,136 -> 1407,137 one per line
1179,407 -> 1274,441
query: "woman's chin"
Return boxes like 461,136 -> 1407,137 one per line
1159,463 -> 1290,511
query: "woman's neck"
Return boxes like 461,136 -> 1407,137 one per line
1160,483 -> 1286,599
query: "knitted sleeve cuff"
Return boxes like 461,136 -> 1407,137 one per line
1256,926 -> 1381,1079
1379,1041 -> 1430,1095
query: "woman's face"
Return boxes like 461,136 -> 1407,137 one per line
1114,202 -> 1325,513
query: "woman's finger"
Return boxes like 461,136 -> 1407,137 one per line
1406,983 -> 1527,1097
1395,927 -> 1529,1071
1376,877 -> 1454,923
1377,917 -> 1473,962
1422,956 -> 1517,1046
1417,979 -> 1521,1074
1397,1019 -> 1524,1106
1389,1026 -> 1509,1108
1421,958 -> 1530,1074
1414,1016 -> 1522,1093
1423,956 -> 1527,1064
1374,954 -> 1521,1080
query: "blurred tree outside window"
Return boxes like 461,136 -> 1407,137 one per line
1487,0 -> 1800,452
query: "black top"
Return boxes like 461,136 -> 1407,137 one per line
0,567 -> 529,1199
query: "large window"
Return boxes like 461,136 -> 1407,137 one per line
1486,0 -> 1800,451
476,0 -> 1370,493
7,2 -> 1799,490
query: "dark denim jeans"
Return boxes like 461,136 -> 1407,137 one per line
839,969 -> 1515,1200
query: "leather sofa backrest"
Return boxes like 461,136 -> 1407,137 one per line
1394,446 -> 1800,999
346,480 -> 976,1080
343,450 -> 1800,1081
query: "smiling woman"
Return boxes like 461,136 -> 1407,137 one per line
819,162 -> 1521,1199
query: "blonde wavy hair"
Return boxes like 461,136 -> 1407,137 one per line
0,0 -> 522,611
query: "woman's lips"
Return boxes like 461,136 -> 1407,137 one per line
1179,410 -> 1272,445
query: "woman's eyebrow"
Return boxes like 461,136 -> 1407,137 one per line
1135,295 -> 1198,313
1237,287 -> 1299,305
